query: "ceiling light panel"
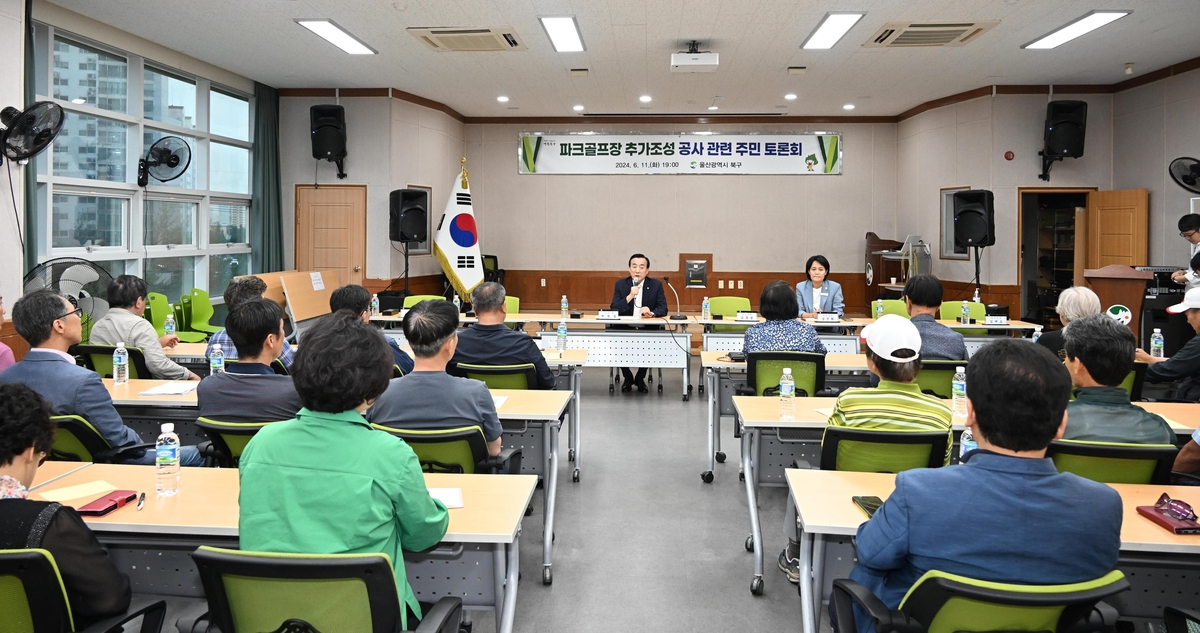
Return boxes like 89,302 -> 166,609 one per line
802,12 -> 865,50
295,19 -> 377,55
1022,11 -> 1130,50
540,16 -> 585,52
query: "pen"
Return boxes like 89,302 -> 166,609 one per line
136,492 -> 145,510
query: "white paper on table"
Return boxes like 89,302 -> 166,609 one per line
309,272 -> 325,291
38,480 -> 116,502
492,396 -> 508,409
814,407 -> 834,418
139,381 -> 200,396
428,488 -> 464,509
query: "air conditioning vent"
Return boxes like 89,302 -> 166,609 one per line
407,26 -> 527,52
863,21 -> 999,47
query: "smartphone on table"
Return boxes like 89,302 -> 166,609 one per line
852,495 -> 884,518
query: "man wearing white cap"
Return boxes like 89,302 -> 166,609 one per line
1137,287 -> 1200,474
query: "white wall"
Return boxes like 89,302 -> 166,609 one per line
1113,68 -> 1200,267
464,122 -> 898,274
897,94 -> 1115,285
0,0 -> 24,302
278,95 -> 464,279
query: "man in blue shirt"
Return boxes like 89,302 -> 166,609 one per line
329,285 -> 414,376
842,339 -> 1122,633
206,276 -> 295,369
903,274 -> 967,361
452,282 -> 555,389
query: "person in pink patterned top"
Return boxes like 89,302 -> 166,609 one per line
0,292 -> 15,373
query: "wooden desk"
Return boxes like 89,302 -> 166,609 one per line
162,342 -> 209,360
532,320 -> 695,401
105,379 -> 198,407
491,389 -> 570,421
1139,402 -> 1200,433
699,350 -> 867,373
29,461 -> 93,491
785,469 -> 1200,633
35,464 -> 536,633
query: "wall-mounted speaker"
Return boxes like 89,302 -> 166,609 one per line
1044,100 -> 1087,159
953,189 -> 995,248
390,189 -> 429,243
310,105 -> 347,160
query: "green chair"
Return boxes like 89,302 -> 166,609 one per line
187,288 -> 224,336
449,363 -> 537,390
71,344 -> 152,380
0,548 -> 167,633
147,293 -> 206,343
832,569 -> 1129,633
871,299 -> 909,318
504,295 -> 522,330
819,426 -> 950,472
393,364 -> 404,378
940,300 -> 987,337
1121,362 -> 1147,401
195,417 -> 280,467
370,424 -> 522,475
1046,439 -> 1178,485
403,294 -> 446,309
739,351 -> 825,398
482,254 -> 505,285
915,360 -> 965,399
190,546 -> 463,633
79,312 -> 95,344
48,414 -> 154,463
165,298 -> 207,343
708,296 -> 752,333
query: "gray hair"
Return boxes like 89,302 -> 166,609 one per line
1056,286 -> 1102,324
471,282 -> 506,313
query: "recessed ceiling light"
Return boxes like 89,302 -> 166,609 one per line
540,16 -> 585,52
639,95 -> 652,103
496,96 -> 510,103
1022,10 -> 1130,49
784,93 -> 797,100
708,106 -> 719,111
71,98 -> 86,104
843,103 -> 855,110
801,12 -> 865,50
294,19 -> 377,55
573,105 -> 585,111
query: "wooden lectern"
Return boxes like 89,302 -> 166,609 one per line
1084,265 -> 1152,336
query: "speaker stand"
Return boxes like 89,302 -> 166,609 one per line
972,245 -> 983,303
1038,150 -> 1060,182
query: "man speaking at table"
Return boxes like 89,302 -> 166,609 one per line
610,253 -> 667,393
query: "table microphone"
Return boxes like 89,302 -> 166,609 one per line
664,276 -> 688,320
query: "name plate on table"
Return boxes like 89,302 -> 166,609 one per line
735,311 -> 759,322
984,315 -> 1008,325
597,310 -> 619,320
816,312 -> 840,323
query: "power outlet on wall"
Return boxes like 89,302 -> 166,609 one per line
718,280 -> 725,289
727,280 -> 734,289
737,280 -> 743,290
541,278 -> 546,287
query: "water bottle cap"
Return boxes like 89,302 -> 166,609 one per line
782,368 -> 791,374
1154,328 -> 1161,333
213,344 -> 222,351
161,423 -> 174,433
117,342 -> 124,347
956,366 -> 965,372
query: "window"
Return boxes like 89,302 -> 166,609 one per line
210,202 -> 249,244
210,143 -> 249,194
52,36 -> 127,113
52,112 -> 128,182
143,66 -> 196,128
144,256 -> 196,303
97,260 -> 134,278
52,194 -> 126,249
209,253 -> 249,295
210,89 -> 250,141
142,129 -> 197,189
144,200 -> 197,247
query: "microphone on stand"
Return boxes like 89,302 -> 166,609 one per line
664,276 -> 688,320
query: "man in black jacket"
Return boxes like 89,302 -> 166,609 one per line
452,282 -> 556,389
610,253 -> 668,393
0,383 -> 131,625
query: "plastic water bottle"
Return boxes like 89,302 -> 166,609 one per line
370,294 -> 380,317
1032,330 -> 1041,344
452,294 -> 461,312
155,423 -> 181,496
779,368 -> 796,420
164,313 -> 175,337
875,300 -> 884,320
1151,328 -> 1165,357
951,366 -> 967,421
702,297 -> 711,320
561,295 -> 569,320
960,427 -> 978,457
557,320 -> 568,353
960,300 -> 971,325
210,344 -> 225,374
113,342 -> 129,385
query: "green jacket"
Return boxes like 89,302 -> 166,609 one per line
238,407 -> 449,627
1064,386 -> 1177,445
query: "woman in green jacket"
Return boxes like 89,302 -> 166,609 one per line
238,310 -> 449,629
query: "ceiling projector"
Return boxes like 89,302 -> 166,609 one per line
671,52 -> 718,73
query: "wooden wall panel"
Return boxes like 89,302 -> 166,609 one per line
363,275 -> 447,297
0,320 -> 29,362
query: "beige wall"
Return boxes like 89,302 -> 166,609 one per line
464,122 -> 898,274
1113,68 -> 1200,268
0,0 -> 24,302
897,94 -> 1115,286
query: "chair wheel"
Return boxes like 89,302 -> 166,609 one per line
750,576 -> 764,596
699,384 -> 705,394
572,469 -> 580,482
542,567 -> 552,585
459,622 -> 473,633
716,451 -> 726,463
682,394 -> 689,401
568,448 -> 575,462
609,385 -> 615,393
739,471 -> 745,481
702,471 -> 714,484
688,384 -> 694,393
745,535 -> 754,551
658,384 -> 663,393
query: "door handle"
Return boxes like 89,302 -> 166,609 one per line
354,266 -> 362,272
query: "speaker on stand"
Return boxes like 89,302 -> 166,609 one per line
385,189 -> 429,301
953,189 -> 996,302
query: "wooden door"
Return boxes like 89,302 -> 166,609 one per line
295,185 -> 366,285
1086,189 -> 1148,269
1073,206 -> 1088,287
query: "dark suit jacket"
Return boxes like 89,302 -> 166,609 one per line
0,351 -> 141,448
610,277 -> 668,317
452,323 -> 557,389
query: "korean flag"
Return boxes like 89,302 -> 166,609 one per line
433,166 -> 484,298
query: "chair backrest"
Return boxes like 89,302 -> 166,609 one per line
1120,362 -> 1148,401
371,424 -> 490,474
915,360 -> 964,399
195,417 -> 280,466
481,254 -> 499,273
1047,439 -> 1178,485
0,549 -> 75,633
449,363 -> 536,390
504,295 -> 519,314
146,292 -> 170,336
48,414 -> 113,462
820,426 -> 949,472
79,312 -> 95,344
72,344 -> 152,380
191,546 -> 401,633
190,288 -> 217,328
174,299 -> 191,331
939,300 -> 987,336
403,294 -> 446,309
708,296 -> 752,333
746,351 -> 824,398
899,569 -> 1129,633
270,359 -> 289,376
871,299 -> 909,318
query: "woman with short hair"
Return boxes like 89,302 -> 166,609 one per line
795,255 -> 844,318
1038,286 -> 1102,357
743,280 -> 826,355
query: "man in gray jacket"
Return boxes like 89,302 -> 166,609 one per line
89,275 -> 198,381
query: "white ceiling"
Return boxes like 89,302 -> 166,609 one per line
45,0 -> 1200,118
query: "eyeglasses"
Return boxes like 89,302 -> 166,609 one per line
1181,230 -> 1199,239
1155,493 -> 1197,522
38,452 -> 48,466
56,307 -> 82,321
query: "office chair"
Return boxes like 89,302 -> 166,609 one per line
832,569 -> 1128,633
403,295 -> 446,309
871,299 -> 909,318
72,344 -> 152,380
370,424 -> 522,475
187,288 -> 225,336
195,417 -> 281,467
503,295 -> 522,330
915,360 -> 964,399
448,363 -> 537,390
819,427 -> 951,472
939,300 -> 987,336
737,351 -> 825,398
1164,606 -> 1200,633
147,293 -> 205,343
1046,439 -> 1178,485
48,414 -> 155,463
0,549 -> 167,633
190,547 -> 462,633
170,299 -> 209,343
707,296 -> 752,333
481,254 -> 505,285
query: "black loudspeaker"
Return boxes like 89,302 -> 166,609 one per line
389,189 -> 428,242
1044,100 -> 1087,159
310,105 -> 347,160
953,189 -> 995,248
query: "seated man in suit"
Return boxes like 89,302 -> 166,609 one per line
198,298 -> 302,423
367,299 -> 502,456
609,253 -> 668,393
0,383 -> 132,627
89,275 -> 199,381
1063,314 -> 1174,444
839,340 -> 1122,633
452,282 -> 555,389
329,284 -> 414,375
206,276 -> 295,369
0,291 -> 203,466
903,274 -> 967,361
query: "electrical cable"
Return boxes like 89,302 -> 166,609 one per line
6,161 -> 23,250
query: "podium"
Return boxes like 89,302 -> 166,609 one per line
1084,265 -> 1152,336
